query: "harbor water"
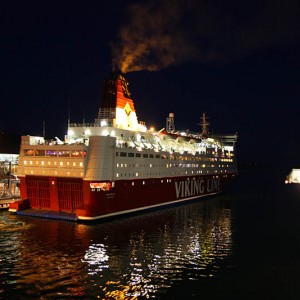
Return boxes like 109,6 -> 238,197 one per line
1,166 -> 300,299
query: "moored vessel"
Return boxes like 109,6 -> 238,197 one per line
285,169 -> 300,184
9,72 -> 238,221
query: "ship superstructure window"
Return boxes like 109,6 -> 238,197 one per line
128,153 -> 134,157
46,150 -> 57,156
120,152 -> 127,157
71,151 -> 85,157
136,153 -> 141,157
58,150 -> 70,157
143,154 -> 148,158
35,150 -> 45,156
24,149 -> 34,156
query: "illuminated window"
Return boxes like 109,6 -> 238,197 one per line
41,161 -> 44,165
135,172 -> 139,177
60,162 -> 63,166
46,150 -> 57,157
24,149 -> 34,156
58,150 -> 69,157
30,161 -> 33,165
79,162 -> 83,167
35,149 -> 45,156
73,162 -> 76,167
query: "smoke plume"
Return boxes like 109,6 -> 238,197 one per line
112,0 -> 300,73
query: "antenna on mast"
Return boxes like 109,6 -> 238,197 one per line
67,97 -> 71,129
42,120 -> 46,138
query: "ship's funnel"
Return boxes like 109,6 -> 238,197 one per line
95,72 -> 146,132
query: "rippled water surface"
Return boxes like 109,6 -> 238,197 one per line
1,167 -> 300,299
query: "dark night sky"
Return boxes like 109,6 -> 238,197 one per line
1,0 -> 300,165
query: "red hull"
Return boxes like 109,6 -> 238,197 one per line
9,173 -> 236,221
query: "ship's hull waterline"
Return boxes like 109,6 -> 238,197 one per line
9,173 -> 236,221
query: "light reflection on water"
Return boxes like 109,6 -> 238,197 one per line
0,196 -> 234,299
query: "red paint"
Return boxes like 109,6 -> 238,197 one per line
11,173 -> 236,221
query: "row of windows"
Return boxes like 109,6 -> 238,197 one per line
116,163 -> 231,168
116,151 -> 234,162
24,149 -> 87,158
115,169 -> 230,178
23,160 -> 84,167
24,169 -> 84,177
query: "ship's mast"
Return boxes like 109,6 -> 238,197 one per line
200,112 -> 209,137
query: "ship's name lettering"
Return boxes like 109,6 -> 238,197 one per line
175,178 -> 221,198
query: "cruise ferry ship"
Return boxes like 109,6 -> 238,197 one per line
9,72 -> 238,221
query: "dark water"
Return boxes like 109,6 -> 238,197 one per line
1,167 -> 300,299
